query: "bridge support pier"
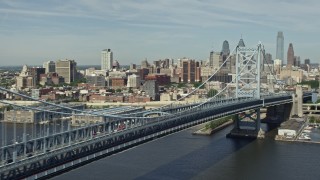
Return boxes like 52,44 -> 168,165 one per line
291,86 -> 303,117
263,103 -> 292,124
227,108 -> 265,139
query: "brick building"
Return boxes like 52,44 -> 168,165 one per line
145,74 -> 170,86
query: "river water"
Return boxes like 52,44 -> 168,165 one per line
50,124 -> 320,180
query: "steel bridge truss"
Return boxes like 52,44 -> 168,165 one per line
0,97 -> 255,179
236,43 -> 263,99
0,92 -> 312,179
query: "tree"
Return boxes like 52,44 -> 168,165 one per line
309,116 -> 316,123
207,89 -> 218,98
116,89 -> 122,93
128,87 -> 133,93
69,78 -> 87,87
298,80 -> 319,89
107,89 -> 115,93
193,82 -> 204,89
177,83 -> 186,88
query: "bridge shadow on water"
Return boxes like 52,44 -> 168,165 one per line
134,123 -> 281,180
134,130 -> 254,180
53,123 -> 279,180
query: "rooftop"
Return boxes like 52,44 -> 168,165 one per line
279,117 -> 305,131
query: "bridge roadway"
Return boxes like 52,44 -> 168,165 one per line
0,93 -> 312,179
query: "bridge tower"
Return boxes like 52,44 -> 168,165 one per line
229,42 -> 265,138
235,42 -> 262,99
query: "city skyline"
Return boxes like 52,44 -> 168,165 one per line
0,0 -> 320,66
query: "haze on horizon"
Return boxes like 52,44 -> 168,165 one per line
0,0 -> 319,66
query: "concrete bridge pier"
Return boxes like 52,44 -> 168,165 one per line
291,85 -> 303,117
227,108 -> 265,139
264,103 -> 292,124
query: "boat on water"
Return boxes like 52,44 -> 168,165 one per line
304,126 -> 313,130
39,120 -> 49,124
303,129 -> 311,133
298,134 -> 311,140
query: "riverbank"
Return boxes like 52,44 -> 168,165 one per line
275,137 -> 320,144
193,120 -> 233,136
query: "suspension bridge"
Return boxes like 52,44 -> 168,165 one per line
0,42 -> 313,179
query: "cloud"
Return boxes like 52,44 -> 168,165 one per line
1,0 -> 319,31
0,0 -> 319,65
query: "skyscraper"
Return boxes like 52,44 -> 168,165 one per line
294,56 -> 300,67
276,31 -> 284,61
181,59 -> 196,83
304,59 -> 310,65
29,67 -> 45,84
101,49 -> 113,70
222,40 -> 230,55
264,53 -> 273,64
209,50 -> 214,67
287,43 -> 294,69
43,61 -> 56,74
55,59 -> 77,84
238,38 -> 245,47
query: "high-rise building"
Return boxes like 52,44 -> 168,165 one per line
29,67 -> 45,84
209,51 -> 214,67
296,56 -> 301,67
265,53 -> 273,64
141,58 -> 149,69
55,59 -> 77,84
130,63 -> 136,70
294,56 -> 300,67
238,38 -> 245,47
181,59 -> 196,83
127,74 -> 141,88
101,49 -> 113,70
304,59 -> 310,65
222,40 -> 230,55
212,52 -> 221,68
16,65 -> 36,89
274,59 -> 282,75
43,61 -> 56,74
276,31 -> 284,61
287,43 -> 294,69
195,62 -> 201,82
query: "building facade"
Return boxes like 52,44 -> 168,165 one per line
29,67 -> 45,84
101,49 -> 113,70
145,74 -> 170,86
43,61 -> 56,74
16,65 -> 36,89
265,53 -> 273,64
127,74 -> 141,88
274,59 -> 282,75
86,74 -> 106,87
55,59 -> 77,84
287,43 -> 294,69
4,104 -> 84,123
276,31 -> 284,61
142,80 -> 159,100
222,40 -> 230,55
181,59 -> 196,83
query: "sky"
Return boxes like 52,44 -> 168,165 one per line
0,0 -> 319,66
